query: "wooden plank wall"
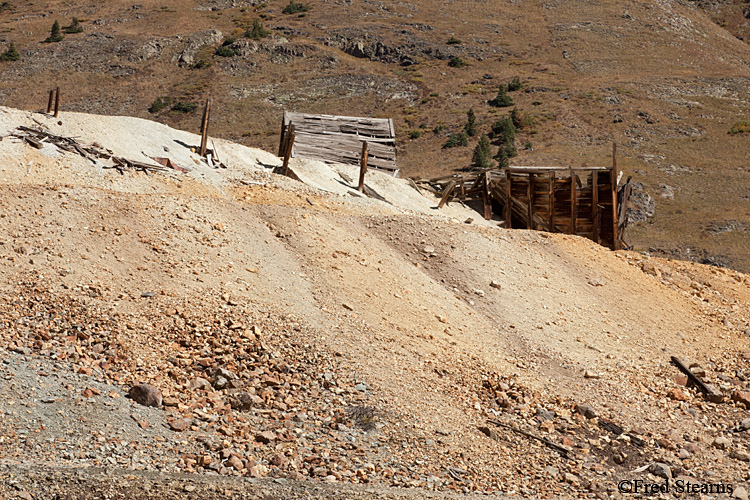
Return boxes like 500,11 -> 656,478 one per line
280,111 -> 398,175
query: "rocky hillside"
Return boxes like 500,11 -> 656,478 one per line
0,106 -> 749,498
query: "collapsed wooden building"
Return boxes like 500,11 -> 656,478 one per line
278,110 -> 398,176
416,161 -> 631,250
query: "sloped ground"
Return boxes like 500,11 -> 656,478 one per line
0,108 -> 749,499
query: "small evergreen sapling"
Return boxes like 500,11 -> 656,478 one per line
471,134 -> 493,169
488,84 -> 514,107
44,20 -> 64,43
464,108 -> 477,137
0,42 -> 20,61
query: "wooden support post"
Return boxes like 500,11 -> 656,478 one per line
437,180 -> 457,209
548,170 -> 555,233
527,173 -> 535,229
278,116 -> 287,157
53,87 -> 60,118
611,142 -> 620,250
358,142 -> 368,192
592,170 -> 600,244
570,172 -> 577,235
199,98 -> 212,158
483,171 -> 492,220
281,124 -> 295,176
505,170 -> 512,229
47,89 -> 55,114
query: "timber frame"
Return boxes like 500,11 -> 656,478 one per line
417,163 -> 632,250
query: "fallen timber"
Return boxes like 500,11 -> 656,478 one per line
416,164 -> 632,250
7,126 -> 192,174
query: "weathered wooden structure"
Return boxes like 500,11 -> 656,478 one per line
278,111 -> 398,175
417,159 -> 631,250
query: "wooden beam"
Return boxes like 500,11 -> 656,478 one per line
358,141 -> 368,192
483,171 -> 492,220
505,170 -> 512,229
47,89 -> 55,114
611,143 -> 620,250
278,114 -> 286,157
281,124 -> 295,176
199,98 -> 212,158
548,170 -> 555,233
527,173 -> 535,229
438,180 -> 457,209
671,356 -> 723,403
592,170 -> 600,244
570,173 -> 577,235
53,87 -> 60,118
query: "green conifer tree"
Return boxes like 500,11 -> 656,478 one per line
45,20 -> 64,43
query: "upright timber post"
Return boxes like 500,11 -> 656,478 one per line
592,170 -> 600,244
47,89 -> 55,114
483,171 -> 492,220
505,170 -> 512,229
570,171 -> 577,235
53,87 -> 60,118
199,98 -> 212,158
611,142 -> 620,250
527,173 -> 535,229
281,124 -> 295,176
358,141 -> 368,192
548,170 -> 555,232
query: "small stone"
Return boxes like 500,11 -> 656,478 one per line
648,462 -> 672,479
584,370 -> 600,379
668,388 -> 689,401
226,455 -> 244,470
472,289 -> 485,297
575,403 -> 596,419
422,246 -> 436,254
674,375 -> 688,386
141,291 -> 156,298
168,418 -> 190,432
732,390 -> 750,409
342,303 -> 354,311
189,377 -> 211,391
128,384 -> 162,407
734,486 -> 749,500
489,280 -> 501,289
684,442 -> 700,454
354,383 -> 368,392
564,473 -> 579,484
729,450 -> 750,462
678,448 -> 691,460
544,466 -> 559,477
255,431 -> 276,444
712,436 -> 730,449
740,418 -> 750,431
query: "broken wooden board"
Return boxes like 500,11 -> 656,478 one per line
670,356 -> 723,403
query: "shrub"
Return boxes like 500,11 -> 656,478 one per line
447,36 -> 462,45
443,131 -> 468,149
409,130 -> 422,139
0,42 -> 20,61
246,18 -> 268,40
44,20 -> 64,43
511,107 -> 522,128
728,121 -> 750,134
471,134 -> 493,169
495,146 -> 509,169
170,101 -> 197,114
464,108 -> 477,137
448,56 -> 468,68
148,97 -> 170,114
488,85 -> 514,107
192,59 -> 210,69
507,76 -> 522,91
63,17 -> 83,34
215,38 -> 237,57
282,0 -> 309,14
433,124 -> 446,134
0,2 -> 10,12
